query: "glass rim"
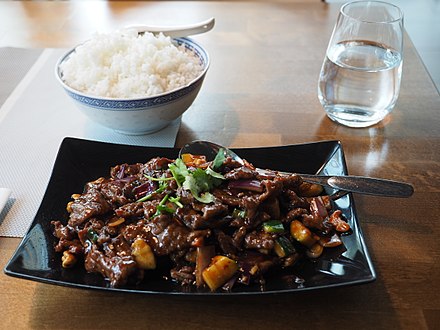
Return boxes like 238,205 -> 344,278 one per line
340,1 -> 403,24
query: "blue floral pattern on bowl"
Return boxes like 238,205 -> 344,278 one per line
63,77 -> 203,111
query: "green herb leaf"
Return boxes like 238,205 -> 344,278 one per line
169,158 -> 189,187
192,168 -> 214,191
212,148 -> 226,171
195,192 -> 215,203
182,173 -> 216,203
205,167 -> 225,180
182,175 -> 199,196
170,155 -> 225,204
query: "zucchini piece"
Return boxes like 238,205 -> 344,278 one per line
274,236 -> 295,258
262,220 -> 285,233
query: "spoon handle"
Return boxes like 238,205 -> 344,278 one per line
298,174 -> 414,198
126,17 -> 215,38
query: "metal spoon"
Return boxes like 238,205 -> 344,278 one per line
125,17 -> 215,38
179,140 -> 414,198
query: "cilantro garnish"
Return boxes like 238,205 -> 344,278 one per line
182,173 -> 216,203
168,158 -> 189,187
138,150 -> 227,205
169,150 -> 226,203
205,166 -> 225,180
212,148 -> 226,171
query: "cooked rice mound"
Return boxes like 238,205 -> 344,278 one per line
60,30 -> 203,98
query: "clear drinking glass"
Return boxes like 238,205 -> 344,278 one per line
318,1 -> 404,128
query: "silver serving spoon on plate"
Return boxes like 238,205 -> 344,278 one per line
125,17 -> 215,38
179,140 -> 414,198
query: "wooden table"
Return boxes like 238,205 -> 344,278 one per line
1,1 -> 439,329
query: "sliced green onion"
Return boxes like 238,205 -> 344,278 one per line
156,204 -> 175,214
152,194 -> 176,217
205,167 -> 225,180
87,228 -> 99,243
169,196 -> 183,208
136,192 -> 154,203
143,174 -> 175,182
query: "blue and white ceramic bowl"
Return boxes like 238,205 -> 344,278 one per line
55,37 -> 209,135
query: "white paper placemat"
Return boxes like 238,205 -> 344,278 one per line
0,48 -> 181,237
0,188 -> 11,216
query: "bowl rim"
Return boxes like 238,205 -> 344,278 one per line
55,36 -> 210,102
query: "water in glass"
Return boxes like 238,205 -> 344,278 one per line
319,40 -> 402,128
318,1 -> 404,128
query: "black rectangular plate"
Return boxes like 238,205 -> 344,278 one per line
4,137 -> 376,295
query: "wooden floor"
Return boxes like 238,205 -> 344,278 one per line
329,0 -> 440,92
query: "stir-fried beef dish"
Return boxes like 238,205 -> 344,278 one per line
52,150 -> 351,291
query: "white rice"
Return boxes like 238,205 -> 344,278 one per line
60,30 -> 203,98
